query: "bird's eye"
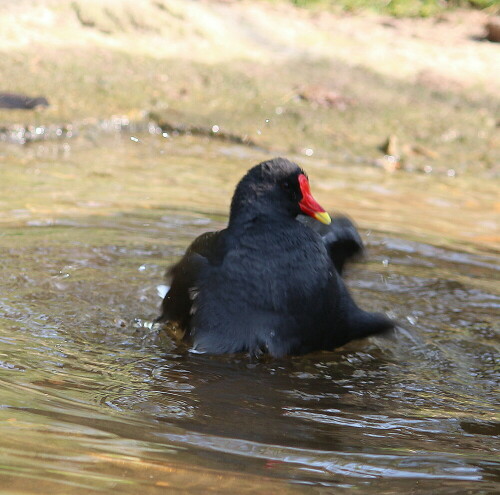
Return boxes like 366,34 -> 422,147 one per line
281,181 -> 291,190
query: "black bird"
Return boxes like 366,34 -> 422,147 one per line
158,158 -> 393,357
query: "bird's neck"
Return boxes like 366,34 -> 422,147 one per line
228,206 -> 296,233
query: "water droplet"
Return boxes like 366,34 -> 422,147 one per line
265,119 -> 270,124
447,169 -> 456,177
256,129 -> 262,135
162,132 -> 170,138
130,136 -> 139,143
157,285 -> 170,298
189,347 -> 206,355
211,125 -> 220,133
304,148 -> 314,156
275,106 -> 283,115
148,123 -> 160,134
138,264 -> 146,272
424,165 -> 432,174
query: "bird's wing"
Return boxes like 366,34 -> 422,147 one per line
298,214 -> 364,275
156,230 -> 226,328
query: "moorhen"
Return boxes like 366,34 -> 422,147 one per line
157,158 -> 393,356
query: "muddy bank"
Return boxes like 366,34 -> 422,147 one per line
0,0 -> 498,178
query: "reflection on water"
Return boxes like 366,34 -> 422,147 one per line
0,135 -> 498,493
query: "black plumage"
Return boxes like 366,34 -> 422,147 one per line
157,158 -> 393,356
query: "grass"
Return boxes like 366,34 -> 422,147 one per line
264,0 -> 499,17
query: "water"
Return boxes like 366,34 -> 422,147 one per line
0,134 -> 498,493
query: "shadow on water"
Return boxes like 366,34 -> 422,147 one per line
0,135 -> 498,494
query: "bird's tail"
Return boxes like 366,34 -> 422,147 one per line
347,307 -> 395,340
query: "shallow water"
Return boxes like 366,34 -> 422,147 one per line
0,134 -> 498,493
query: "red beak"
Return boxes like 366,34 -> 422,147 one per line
298,174 -> 331,225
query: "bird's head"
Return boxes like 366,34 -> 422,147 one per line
230,158 -> 331,225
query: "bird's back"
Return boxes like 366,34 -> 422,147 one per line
190,218 -> 335,355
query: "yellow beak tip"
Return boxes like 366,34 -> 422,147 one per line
314,211 -> 332,225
